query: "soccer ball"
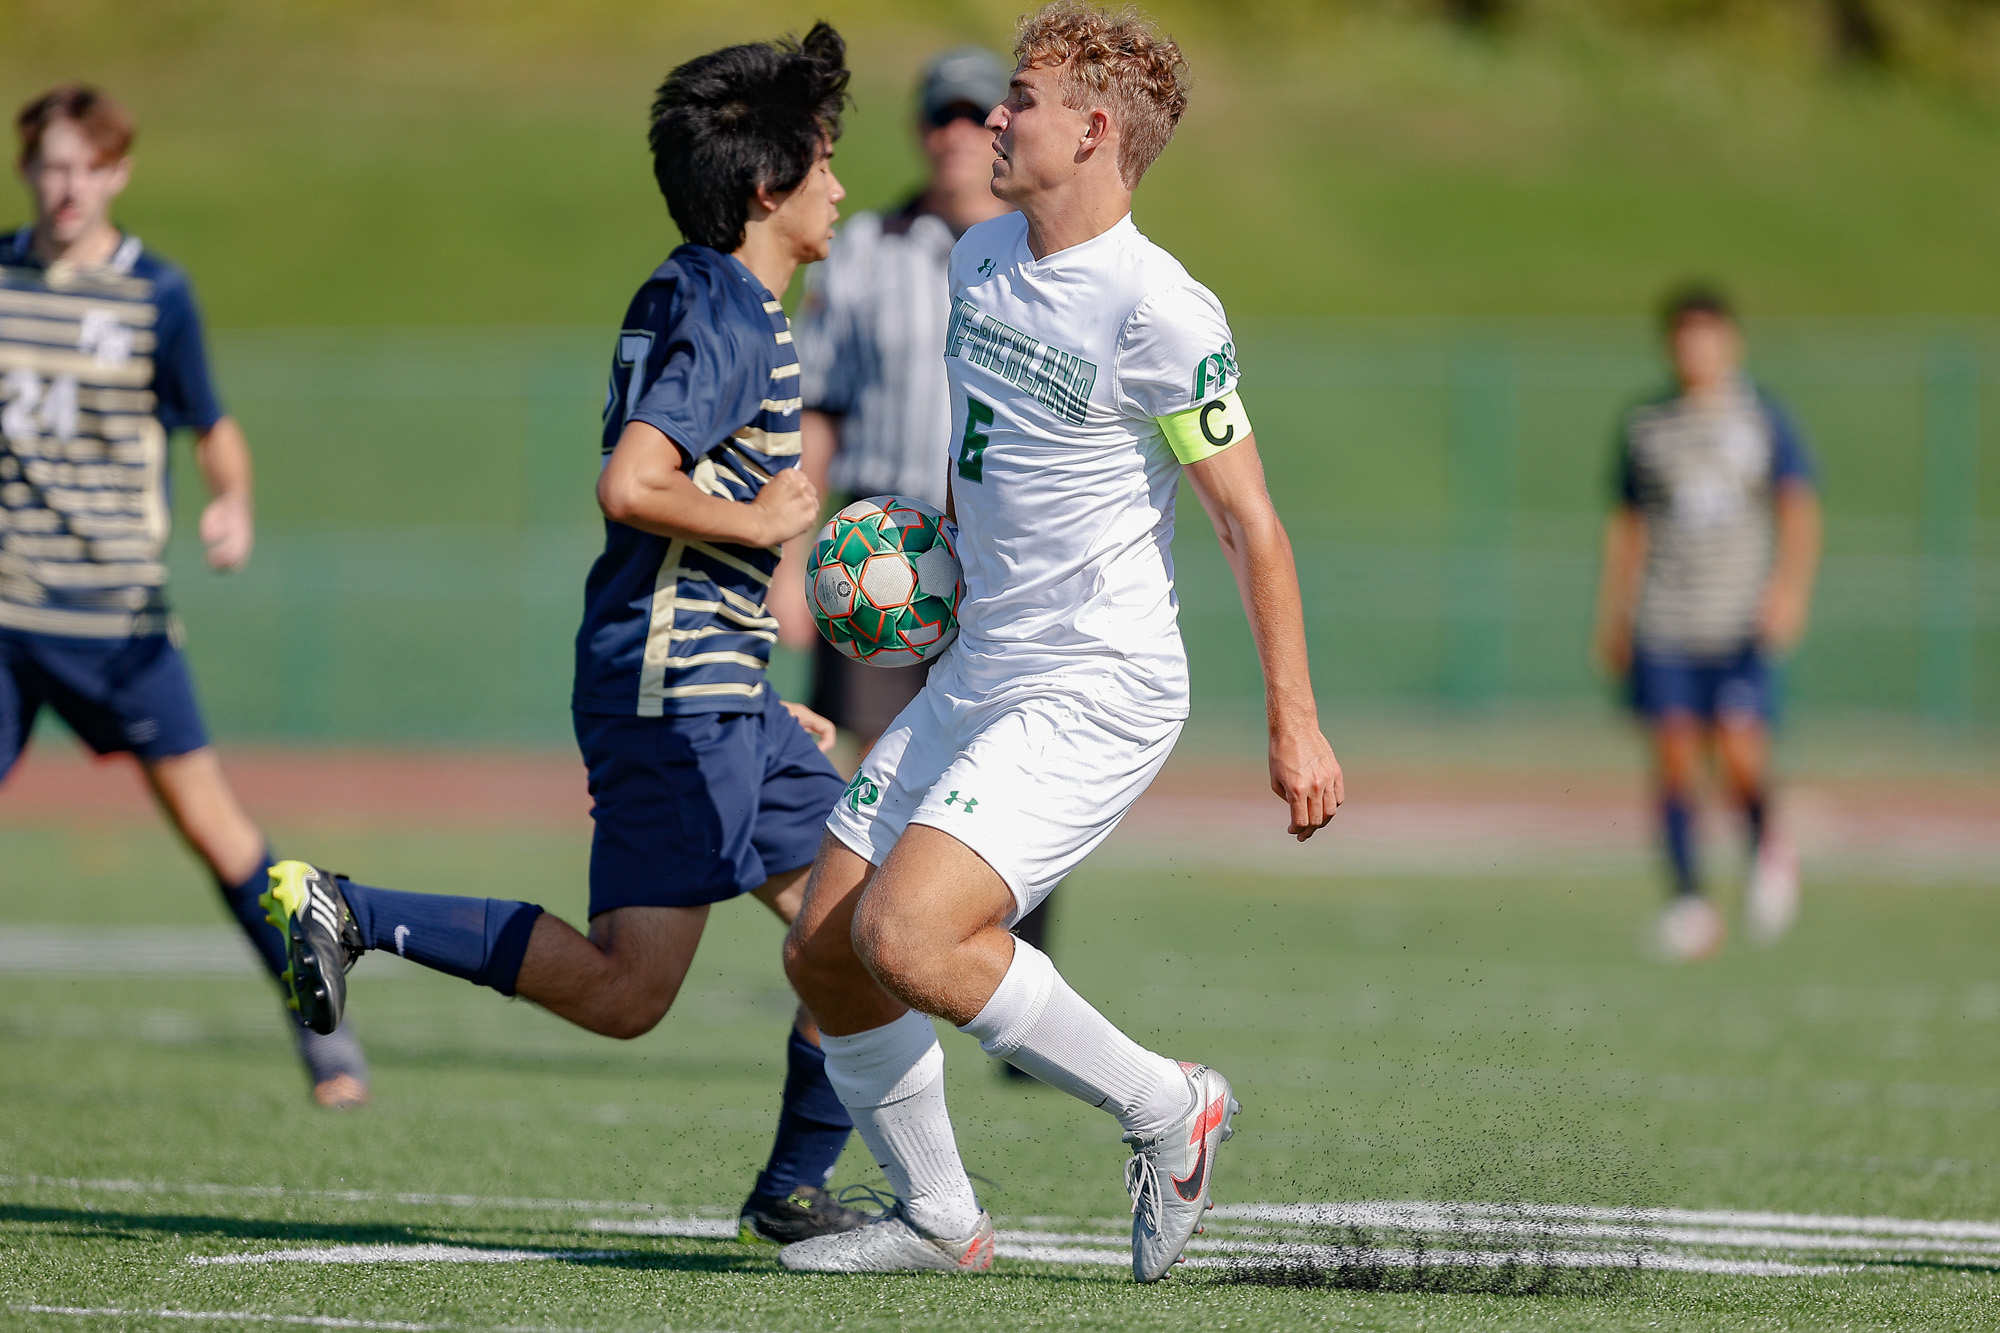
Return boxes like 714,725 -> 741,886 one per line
806,495 -> 962,667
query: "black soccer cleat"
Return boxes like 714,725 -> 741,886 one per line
738,1184 -> 872,1245
261,861 -> 365,1036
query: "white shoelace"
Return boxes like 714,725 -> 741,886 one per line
1123,1133 -> 1163,1231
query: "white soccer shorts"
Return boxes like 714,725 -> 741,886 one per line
824,682 -> 1182,921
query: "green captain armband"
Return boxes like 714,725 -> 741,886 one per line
1159,391 -> 1252,465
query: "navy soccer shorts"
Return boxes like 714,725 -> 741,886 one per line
574,688 -> 846,915
0,627 -> 211,778
1628,643 -> 1774,725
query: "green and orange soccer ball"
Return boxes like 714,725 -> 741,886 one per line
806,495 -> 963,667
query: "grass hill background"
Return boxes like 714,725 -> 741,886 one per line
4,0 -> 2000,324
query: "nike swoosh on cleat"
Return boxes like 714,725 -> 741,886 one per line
1188,1092 -> 1228,1145
1170,1139 -> 1208,1203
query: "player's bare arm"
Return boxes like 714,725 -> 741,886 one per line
193,415 -> 254,571
1592,503 -> 1647,675
1760,480 -> 1821,654
598,418 -> 820,547
1185,438 -> 1343,839
601,137 -> 842,550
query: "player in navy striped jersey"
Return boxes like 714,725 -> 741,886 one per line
262,26 -> 872,1243
1593,288 -> 1822,960
1,85 -> 371,1108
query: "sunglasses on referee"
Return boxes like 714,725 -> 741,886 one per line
927,101 -> 992,129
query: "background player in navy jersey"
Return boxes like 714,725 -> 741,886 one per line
1,85 -> 372,1108
260,24 -> 872,1245
1593,287 -> 1822,962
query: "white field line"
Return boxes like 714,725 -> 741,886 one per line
169,1232 -> 1821,1279
11,1306 -> 669,1333
11,1306 -> 437,1330
1203,1249 -> 1829,1278
990,1239 -> 1829,1277
0,929 -> 430,978
1200,1214 -> 2000,1256
1215,1200 -> 2000,1243
0,928 -> 262,974
0,1174 -> 698,1217
990,1228 -> 1841,1276
584,1218 -> 738,1239
188,1246 -> 626,1267
11,1172 -> 1993,1277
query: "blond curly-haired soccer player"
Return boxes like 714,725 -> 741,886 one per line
777,2 -> 1343,1282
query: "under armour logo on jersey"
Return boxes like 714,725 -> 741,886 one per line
942,790 -> 979,813
976,258 -> 995,277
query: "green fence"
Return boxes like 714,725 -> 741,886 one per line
151,321 -> 1997,745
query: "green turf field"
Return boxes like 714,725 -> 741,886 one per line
5,820 -> 2000,1330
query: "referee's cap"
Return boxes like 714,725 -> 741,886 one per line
920,46 -> 1009,125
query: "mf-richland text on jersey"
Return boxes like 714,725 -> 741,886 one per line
944,298 -> 1098,427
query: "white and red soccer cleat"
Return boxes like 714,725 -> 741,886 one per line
1745,832 -> 1800,946
1654,894 -> 1726,962
1125,1063 -> 1238,1282
778,1200 -> 994,1274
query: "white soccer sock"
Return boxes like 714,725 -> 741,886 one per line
960,939 -> 1192,1139
819,1008 -> 982,1239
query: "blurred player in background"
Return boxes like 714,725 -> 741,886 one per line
1593,287 -> 1822,962
260,27 -> 873,1245
778,46 -> 1058,1072
778,3 -> 1341,1281
0,85 -> 371,1107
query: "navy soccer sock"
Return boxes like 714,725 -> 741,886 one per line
749,1027 -> 855,1203
216,851 -> 286,981
338,880 -> 543,996
1662,795 -> 1698,897
1742,793 -> 1768,851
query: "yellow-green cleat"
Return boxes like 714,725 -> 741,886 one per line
260,860 -> 364,1036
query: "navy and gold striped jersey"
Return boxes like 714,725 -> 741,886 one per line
572,245 -> 803,718
0,228 -> 223,639
1616,377 -> 1815,657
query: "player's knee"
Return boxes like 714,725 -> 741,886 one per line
780,923 -> 817,988
783,915 -> 852,996
595,988 -> 673,1040
585,967 -> 681,1040
594,1011 -> 660,1041
849,901 -> 931,995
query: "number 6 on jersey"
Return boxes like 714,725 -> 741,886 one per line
957,395 -> 993,482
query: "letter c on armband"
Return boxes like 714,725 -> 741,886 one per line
1199,399 -> 1235,448
1160,390 -> 1251,465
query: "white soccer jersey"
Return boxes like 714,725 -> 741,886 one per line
938,212 -> 1249,723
